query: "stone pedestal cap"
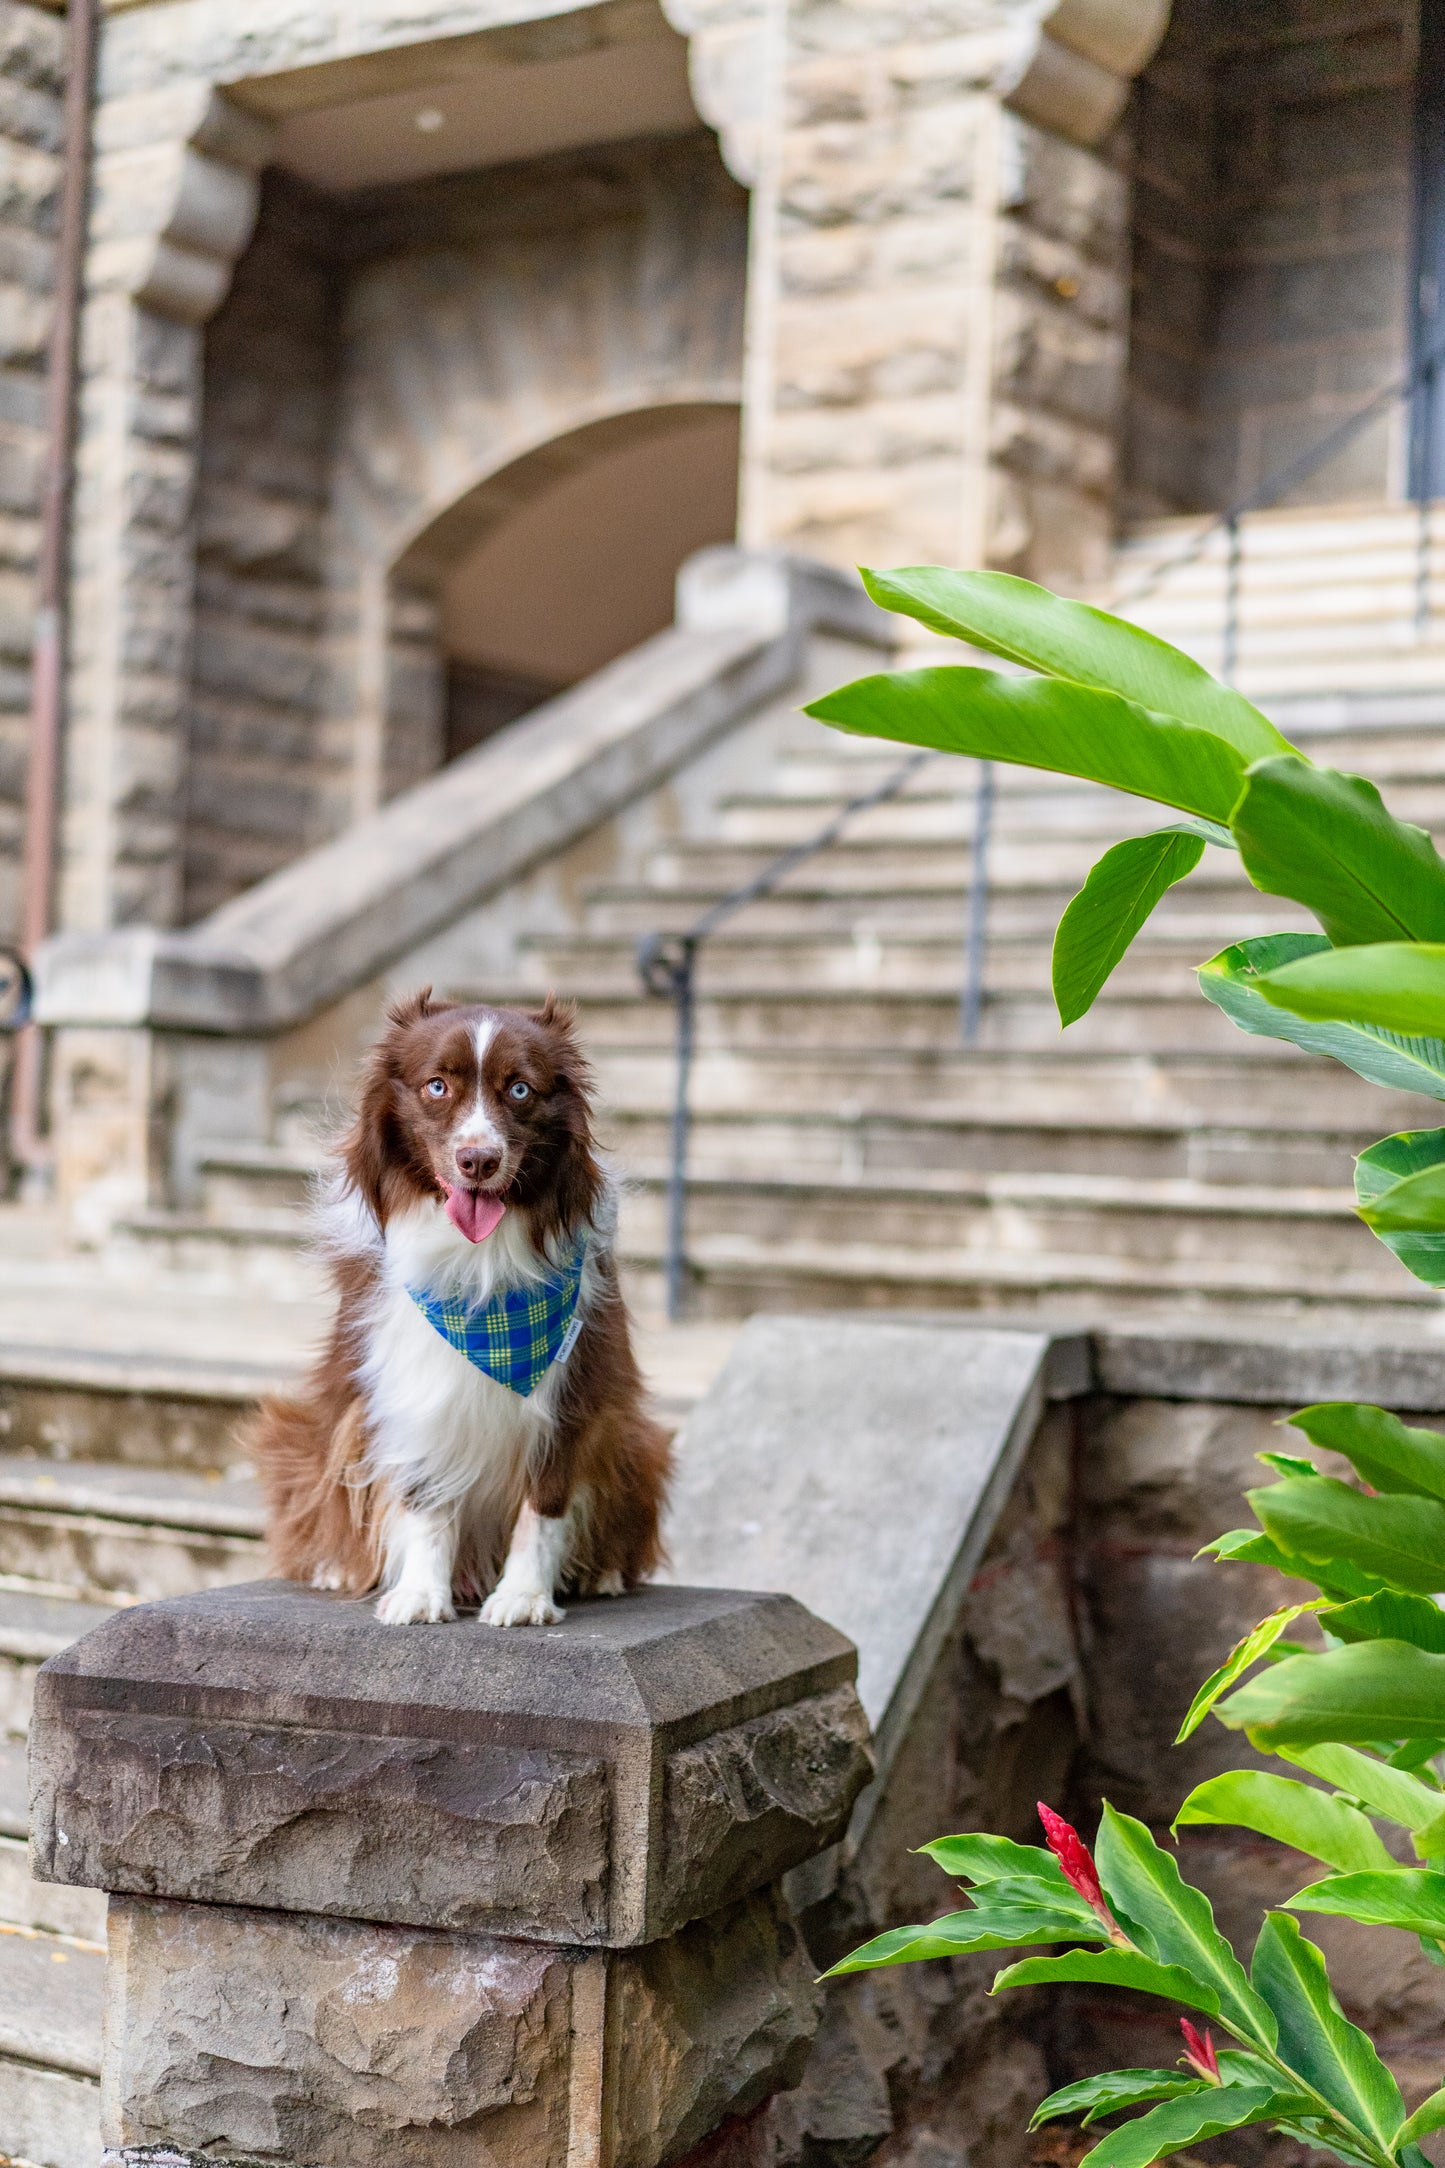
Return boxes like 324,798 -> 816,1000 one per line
31,1580 -> 871,1946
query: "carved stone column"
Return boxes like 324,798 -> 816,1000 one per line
29,1579 -> 872,2168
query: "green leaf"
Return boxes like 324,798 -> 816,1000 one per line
917,1832 -> 1071,1891
1076,2087 -> 1282,2168
1030,2071 -> 1206,2130
1204,1529 -> 1383,1602
1395,2084 -> 1445,2146
1260,1452 -> 1323,1480
1252,942 -> 1445,1037
1053,829 -> 1206,1027
1219,1640 -> 1445,1746
990,1946 -> 1221,2013
1251,1912 -> 1405,2149
1231,758 -> 1445,946
856,567 -> 1295,763
1278,1744 -> 1444,1832
1354,1132 -> 1445,1286
1287,1871 -> 1445,1936
1095,1807 -> 1278,2045
1174,1773 -> 1394,1873
1288,1403 -> 1445,1506
805,669 -> 1250,824
1248,1477 -> 1445,1596
1198,936 -> 1445,1100
1176,1603 -> 1330,1741
820,1898 -> 1103,1975
1322,1592 -> 1445,1654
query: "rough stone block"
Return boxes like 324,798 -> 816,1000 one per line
31,1579 -> 871,1947
100,1883 -> 819,2168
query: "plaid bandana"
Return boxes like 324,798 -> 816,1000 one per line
407,1243 -> 586,1397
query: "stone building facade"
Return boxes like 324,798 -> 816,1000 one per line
0,0 -> 1421,1016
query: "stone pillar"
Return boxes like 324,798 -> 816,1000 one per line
60,82 -> 273,933
29,1579 -> 872,2168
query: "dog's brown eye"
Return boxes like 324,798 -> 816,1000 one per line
508,1080 -> 531,1102
424,1078 -> 447,1099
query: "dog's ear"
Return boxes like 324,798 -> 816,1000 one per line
533,991 -> 578,1035
343,1052 -> 404,1228
386,985 -> 439,1031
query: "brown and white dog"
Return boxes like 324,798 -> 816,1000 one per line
249,990 -> 670,1625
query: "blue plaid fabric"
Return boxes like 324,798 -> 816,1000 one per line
407,1243 -> 586,1397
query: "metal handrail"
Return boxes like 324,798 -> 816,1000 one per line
0,950 -> 32,1034
636,750 -> 932,1319
637,340 -> 1445,1319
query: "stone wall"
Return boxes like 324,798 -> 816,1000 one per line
1125,0 -> 1414,517
182,127 -> 746,925
0,0 -> 61,946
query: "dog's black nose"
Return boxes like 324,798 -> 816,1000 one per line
455,1145 -> 501,1184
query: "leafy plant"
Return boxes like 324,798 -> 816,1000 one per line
810,570 -> 1445,2165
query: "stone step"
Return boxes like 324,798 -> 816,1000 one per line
0,1929 -> 104,2168
620,1232 -> 1441,1330
522,929 -> 1304,999
634,834 -> 1316,894
0,1456 -> 264,1609
597,1106 -> 1399,1189
464,984 -> 1295,1057
615,1168 -> 1408,1278
0,1345 -> 265,1472
0,1589 -> 116,1740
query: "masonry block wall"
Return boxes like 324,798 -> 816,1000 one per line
1126,0 -> 1414,516
0,0 -> 59,948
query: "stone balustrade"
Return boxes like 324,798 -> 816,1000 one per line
29,1577 -> 872,2168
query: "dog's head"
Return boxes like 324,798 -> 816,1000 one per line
344,989 -> 600,1245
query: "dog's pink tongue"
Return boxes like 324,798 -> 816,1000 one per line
444,1187 -> 507,1243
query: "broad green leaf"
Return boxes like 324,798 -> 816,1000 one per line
1076,2087 -> 1282,2168
990,1946 -> 1220,2013
1287,1871 -> 1445,1936
1355,1131 -> 1445,1286
1260,1452 -> 1323,1480
1095,1806 -> 1277,2045
1204,1528 -> 1383,1602
1174,1773 -> 1394,1873
1288,1402 -> 1445,1506
1053,830 -> 1206,1027
917,1832 -> 1071,1891
1279,1744 -> 1444,1832
1177,1602 -> 1329,1740
1395,2084 -> 1445,2146
1323,1592 -> 1445,1655
1251,1912 -> 1405,2148
1248,1477 -> 1445,1596
805,669 -> 1249,824
1231,758 -> 1445,945
856,567 -> 1295,763
1030,2071 -> 1206,2130
1198,936 -> 1445,1100
820,1898 -> 1102,1974
1219,1640 -> 1445,1745
1253,942 -> 1445,1037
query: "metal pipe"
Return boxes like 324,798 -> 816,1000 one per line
11,0 -> 99,1174
1221,514 -> 1242,686
961,758 -> 994,1046
663,941 -> 696,1323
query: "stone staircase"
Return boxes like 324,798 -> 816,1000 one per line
6,504 -> 1445,2162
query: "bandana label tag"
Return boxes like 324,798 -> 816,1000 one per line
555,1315 -> 584,1364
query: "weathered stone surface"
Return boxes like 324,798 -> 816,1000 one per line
101,1883 -> 819,2168
31,1578 -> 869,1945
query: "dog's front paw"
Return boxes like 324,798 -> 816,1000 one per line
591,1569 -> 626,1597
375,1584 -> 457,1625
480,1585 -> 564,1627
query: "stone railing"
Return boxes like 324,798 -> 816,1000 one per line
32,1578 -> 872,2167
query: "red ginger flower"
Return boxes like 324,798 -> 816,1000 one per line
1179,2019 -> 1221,2084
1038,1803 -> 1113,1921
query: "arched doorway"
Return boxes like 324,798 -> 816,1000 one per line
381,400 -> 741,789
431,404 -> 741,758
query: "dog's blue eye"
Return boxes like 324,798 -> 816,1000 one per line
508,1080 -> 530,1101
424,1078 -> 447,1098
